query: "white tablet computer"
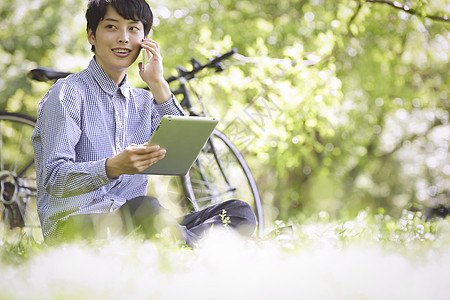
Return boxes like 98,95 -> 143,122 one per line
139,115 -> 219,176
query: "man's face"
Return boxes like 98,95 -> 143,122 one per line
88,5 -> 145,80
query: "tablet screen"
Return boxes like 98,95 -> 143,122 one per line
139,115 -> 219,175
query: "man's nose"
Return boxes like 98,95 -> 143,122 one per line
117,29 -> 129,44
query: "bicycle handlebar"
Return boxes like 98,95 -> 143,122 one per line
166,48 -> 237,83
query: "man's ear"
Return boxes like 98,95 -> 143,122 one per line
87,28 -> 96,47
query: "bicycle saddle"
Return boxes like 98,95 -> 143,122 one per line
28,67 -> 72,82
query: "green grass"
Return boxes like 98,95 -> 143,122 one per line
0,209 -> 449,300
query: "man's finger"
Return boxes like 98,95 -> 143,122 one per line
134,149 -> 166,162
131,144 -> 160,153
140,153 -> 166,168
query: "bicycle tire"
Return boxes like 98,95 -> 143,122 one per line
0,112 -> 40,236
182,129 -> 264,235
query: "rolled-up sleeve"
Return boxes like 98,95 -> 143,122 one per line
154,94 -> 186,116
148,94 -> 186,134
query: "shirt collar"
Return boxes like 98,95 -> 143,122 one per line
88,57 -> 131,100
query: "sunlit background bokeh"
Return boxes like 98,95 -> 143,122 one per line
2,0 -> 449,223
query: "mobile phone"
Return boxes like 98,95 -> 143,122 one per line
141,35 -> 147,72
141,48 -> 146,72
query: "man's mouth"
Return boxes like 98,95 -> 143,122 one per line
112,48 -> 132,54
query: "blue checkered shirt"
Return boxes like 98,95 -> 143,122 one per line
32,57 -> 184,240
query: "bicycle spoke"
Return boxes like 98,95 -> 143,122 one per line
16,198 -> 27,223
17,160 -> 35,178
193,188 -> 237,203
208,138 -> 232,187
190,178 -> 223,201
0,121 -> 3,171
13,125 -> 24,174
3,206 -> 10,227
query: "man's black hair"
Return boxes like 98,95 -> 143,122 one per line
86,0 -> 153,52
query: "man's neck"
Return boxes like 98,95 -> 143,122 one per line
110,71 -> 127,86
94,56 -> 127,85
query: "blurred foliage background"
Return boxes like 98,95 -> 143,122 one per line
1,0 -> 448,224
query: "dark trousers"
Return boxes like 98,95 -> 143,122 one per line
60,197 -> 257,247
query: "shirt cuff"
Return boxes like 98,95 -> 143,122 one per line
154,94 -> 186,116
92,158 -> 116,186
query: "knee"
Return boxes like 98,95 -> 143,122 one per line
224,199 -> 257,236
120,196 -> 169,236
123,196 -> 162,216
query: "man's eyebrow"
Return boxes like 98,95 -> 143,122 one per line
104,18 -> 140,24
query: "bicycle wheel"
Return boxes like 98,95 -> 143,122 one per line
0,112 -> 40,237
182,129 -> 264,235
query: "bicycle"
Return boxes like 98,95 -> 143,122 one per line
0,48 -> 264,238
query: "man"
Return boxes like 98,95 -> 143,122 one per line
32,0 -> 256,246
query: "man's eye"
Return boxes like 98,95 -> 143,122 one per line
106,25 -> 115,29
130,26 -> 140,31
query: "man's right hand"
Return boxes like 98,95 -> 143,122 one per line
105,143 -> 166,178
